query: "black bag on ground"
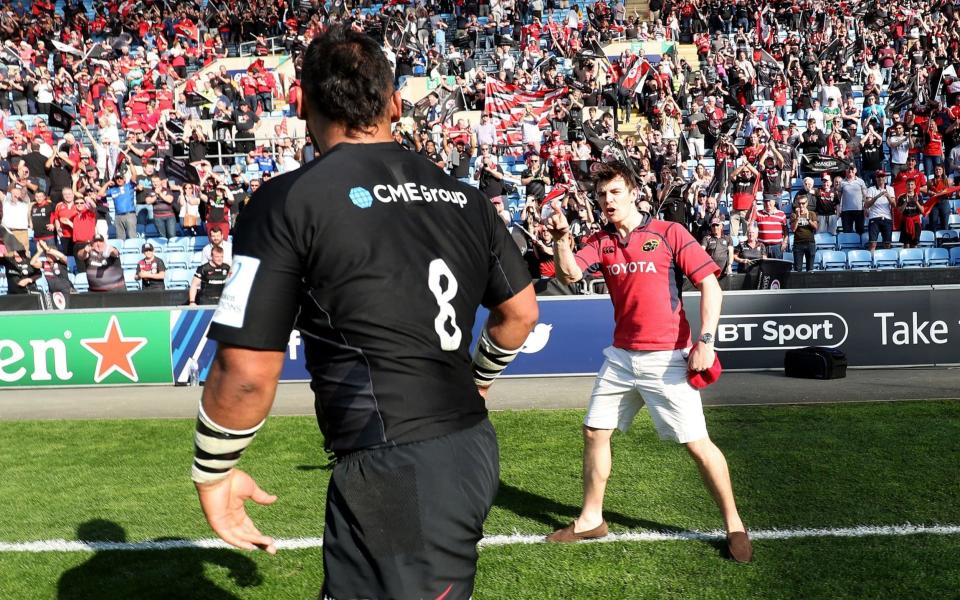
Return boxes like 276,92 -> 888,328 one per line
784,347 -> 847,379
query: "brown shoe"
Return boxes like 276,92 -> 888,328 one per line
545,520 -> 609,543
726,530 -> 753,563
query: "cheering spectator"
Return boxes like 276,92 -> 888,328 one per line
864,171 -> 896,254
755,196 -> 788,259
790,195 -> 818,272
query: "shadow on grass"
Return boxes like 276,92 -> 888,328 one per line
57,520 -> 262,599
494,482 -> 727,557
495,480 -> 692,533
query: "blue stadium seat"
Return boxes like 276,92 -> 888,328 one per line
121,238 -> 143,255
873,249 -> 899,269
812,250 -> 825,270
889,231 -> 904,249
123,271 -> 141,291
108,239 -> 124,253
165,252 -> 190,270
782,251 -> 793,265
924,248 -> 950,267
166,268 -> 194,290
150,238 -> 169,250
949,215 -> 960,230
898,248 -> 925,268
190,251 -> 205,268
72,273 -> 89,292
166,237 -> 190,254
190,236 -> 209,252
847,250 -> 873,270
917,230 -> 936,248
821,250 -> 847,270
837,233 -> 862,250
935,230 -> 960,247
120,254 -> 140,270
860,232 -> 871,248
951,247 -> 960,266
814,233 -> 837,251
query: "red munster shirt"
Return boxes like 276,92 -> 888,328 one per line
574,219 -> 719,351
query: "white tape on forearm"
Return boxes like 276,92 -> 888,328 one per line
472,327 -> 521,388
191,405 -> 265,485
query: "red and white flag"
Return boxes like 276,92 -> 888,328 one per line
484,80 -> 567,155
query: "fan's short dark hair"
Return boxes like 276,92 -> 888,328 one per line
301,25 -> 395,132
593,162 -> 637,191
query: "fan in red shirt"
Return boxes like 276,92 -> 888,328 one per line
542,162 -> 752,563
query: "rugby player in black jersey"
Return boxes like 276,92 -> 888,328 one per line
190,25 -> 538,600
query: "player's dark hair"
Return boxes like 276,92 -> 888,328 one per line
301,25 -> 395,133
592,162 -> 637,192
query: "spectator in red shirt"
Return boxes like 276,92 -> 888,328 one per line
53,187 -> 79,255
755,196 -> 789,259
542,162 -> 752,563
923,121 -> 944,177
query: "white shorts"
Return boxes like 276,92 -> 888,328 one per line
584,346 -> 708,444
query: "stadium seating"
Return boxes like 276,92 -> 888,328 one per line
166,237 -> 191,254
889,231 -> 905,249
166,268 -> 193,290
924,248 -> 950,267
950,247 -> 960,266
815,233 -> 837,251
917,230 -> 936,248
72,273 -> 89,292
820,250 -> 847,270
164,252 -> 190,270
123,271 -> 141,292
782,251 -> 793,265
898,248 -> 925,268
949,215 -> 960,230
873,249 -> 900,269
837,233 -> 862,250
935,229 -> 959,247
121,239 -> 143,255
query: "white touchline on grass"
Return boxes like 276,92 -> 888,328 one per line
1,524 -> 959,553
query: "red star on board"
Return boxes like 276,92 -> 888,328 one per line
80,316 -> 148,383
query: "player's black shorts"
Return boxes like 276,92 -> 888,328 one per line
321,418 -> 499,600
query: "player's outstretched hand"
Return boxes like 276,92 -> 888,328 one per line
545,211 -> 570,242
687,341 -> 715,373
196,468 -> 278,554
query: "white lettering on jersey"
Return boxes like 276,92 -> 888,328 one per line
212,255 -> 261,329
607,261 -> 658,276
372,184 -> 468,208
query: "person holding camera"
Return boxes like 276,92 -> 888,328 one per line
790,194 -> 818,272
98,173 -> 137,241
474,148 -> 505,199
520,153 -> 550,202
30,239 -> 75,294
864,170 -> 895,253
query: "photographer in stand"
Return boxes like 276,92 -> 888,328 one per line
790,194 -> 818,272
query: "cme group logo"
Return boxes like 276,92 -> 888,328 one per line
349,187 -> 374,209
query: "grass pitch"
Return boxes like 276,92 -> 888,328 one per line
1,401 -> 959,598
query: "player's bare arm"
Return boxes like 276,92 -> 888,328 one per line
193,344 -> 285,555
546,211 -> 583,284
689,273 -> 721,372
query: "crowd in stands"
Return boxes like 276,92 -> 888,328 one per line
2,0 -> 960,298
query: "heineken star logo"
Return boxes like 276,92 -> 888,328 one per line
80,316 -> 148,383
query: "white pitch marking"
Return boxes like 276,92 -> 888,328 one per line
1,524 -> 959,553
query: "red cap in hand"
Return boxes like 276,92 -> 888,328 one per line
687,353 -> 723,390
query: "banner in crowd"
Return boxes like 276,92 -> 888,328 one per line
3,286 -> 960,388
484,80 -> 567,153
0,311 -> 172,387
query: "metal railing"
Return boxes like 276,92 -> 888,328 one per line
237,35 -> 288,57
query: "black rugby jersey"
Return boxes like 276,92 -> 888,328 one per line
208,142 -> 530,455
